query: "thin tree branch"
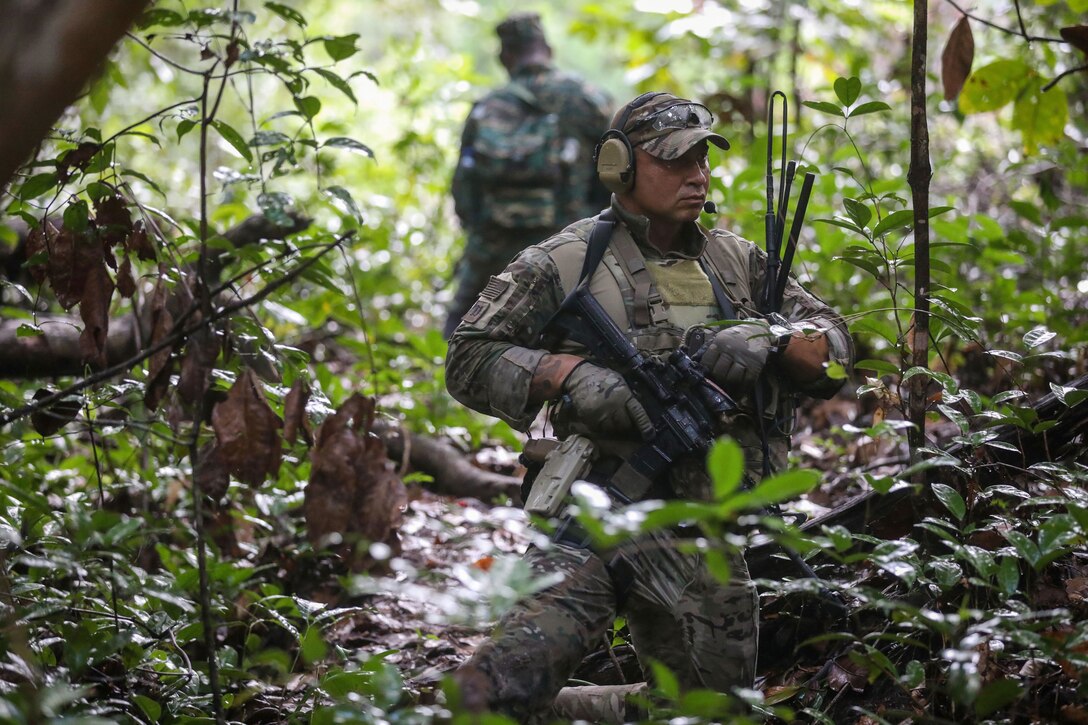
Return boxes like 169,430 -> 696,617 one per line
1042,63 -> 1088,92
943,0 -> 1063,43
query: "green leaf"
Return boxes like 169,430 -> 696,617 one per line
323,34 -> 360,62
176,118 -> 198,142
649,660 -> 680,700
848,101 -> 892,117
136,8 -> 186,28
707,438 -> 745,501
815,216 -> 867,236
1023,326 -> 1056,348
1012,78 -> 1068,153
313,68 -> 358,104
322,136 -> 373,157
834,76 -> 862,106
19,172 -> 58,199
843,198 -> 872,228
855,359 -> 900,377
872,209 -> 916,238
995,556 -> 1019,596
133,694 -> 162,722
323,185 -> 363,222
63,199 -> 90,233
294,95 -> 322,121
265,1 -> 307,27
300,626 -> 327,664
802,100 -> 845,118
16,324 -> 43,338
1004,530 -> 1039,568
1050,383 -> 1088,408
725,469 -> 819,514
959,59 -> 1033,113
975,679 -> 1022,717
211,120 -> 253,162
931,483 -> 966,521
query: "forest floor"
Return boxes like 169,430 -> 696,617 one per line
325,392 -> 904,700
308,378 -> 1088,723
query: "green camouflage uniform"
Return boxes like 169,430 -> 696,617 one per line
446,197 -> 853,721
445,61 -> 612,338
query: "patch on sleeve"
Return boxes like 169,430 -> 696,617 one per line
462,299 -> 489,325
481,275 -> 510,300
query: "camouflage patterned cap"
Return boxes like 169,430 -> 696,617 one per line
612,92 -> 729,161
496,12 -> 547,46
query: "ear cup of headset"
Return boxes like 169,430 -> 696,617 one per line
595,130 -> 634,193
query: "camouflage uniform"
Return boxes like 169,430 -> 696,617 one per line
445,18 -> 612,338
446,196 -> 853,720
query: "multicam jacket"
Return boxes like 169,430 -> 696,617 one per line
451,62 -> 612,233
446,198 -> 854,496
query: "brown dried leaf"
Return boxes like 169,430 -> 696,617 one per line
283,378 -> 312,446
178,323 -> 220,406
47,228 -> 87,309
126,220 -> 157,262
195,442 -> 230,501
57,142 -> 101,182
24,222 -> 55,284
305,394 -> 406,570
144,277 -> 176,412
211,368 -> 283,487
78,259 -> 114,368
1061,25 -> 1088,55
94,195 -> 134,247
825,655 -> 868,692
116,256 -> 136,298
30,389 -> 81,437
1067,577 -> 1088,602
942,15 -> 975,101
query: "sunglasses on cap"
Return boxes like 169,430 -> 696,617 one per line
629,102 -> 714,134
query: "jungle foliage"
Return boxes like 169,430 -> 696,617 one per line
0,0 -> 1085,723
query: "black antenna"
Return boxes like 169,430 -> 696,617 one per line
763,91 -> 787,314
763,91 -> 816,314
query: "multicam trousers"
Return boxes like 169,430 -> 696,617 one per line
453,529 -> 759,722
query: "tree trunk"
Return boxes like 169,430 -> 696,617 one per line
907,0 -> 933,484
0,0 -> 154,189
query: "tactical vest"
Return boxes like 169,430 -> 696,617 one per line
542,215 -> 790,497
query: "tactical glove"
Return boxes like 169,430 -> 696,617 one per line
561,362 -> 655,440
695,319 -> 776,392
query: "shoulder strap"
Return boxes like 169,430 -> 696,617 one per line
556,209 -> 614,313
699,256 -> 736,321
503,81 -> 543,110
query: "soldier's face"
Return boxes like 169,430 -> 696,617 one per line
626,142 -> 710,225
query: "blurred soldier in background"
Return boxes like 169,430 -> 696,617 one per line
444,11 -> 612,338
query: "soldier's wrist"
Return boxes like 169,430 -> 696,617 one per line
529,354 -> 586,404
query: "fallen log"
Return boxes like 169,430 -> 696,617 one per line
372,419 -> 523,505
748,372 -> 1088,577
0,213 -> 310,378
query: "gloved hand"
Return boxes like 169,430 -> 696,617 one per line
695,319 -> 776,391
561,362 -> 655,440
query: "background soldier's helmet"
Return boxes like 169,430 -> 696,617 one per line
496,12 -> 547,48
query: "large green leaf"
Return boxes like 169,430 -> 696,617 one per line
959,59 -> 1033,113
707,437 -> 745,501
1012,78 -> 1068,153
211,120 -> 253,162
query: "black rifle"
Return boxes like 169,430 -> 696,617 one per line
550,283 -> 737,500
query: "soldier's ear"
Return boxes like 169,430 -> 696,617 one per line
595,130 -> 634,193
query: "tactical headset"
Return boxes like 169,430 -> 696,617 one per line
594,91 -> 669,194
